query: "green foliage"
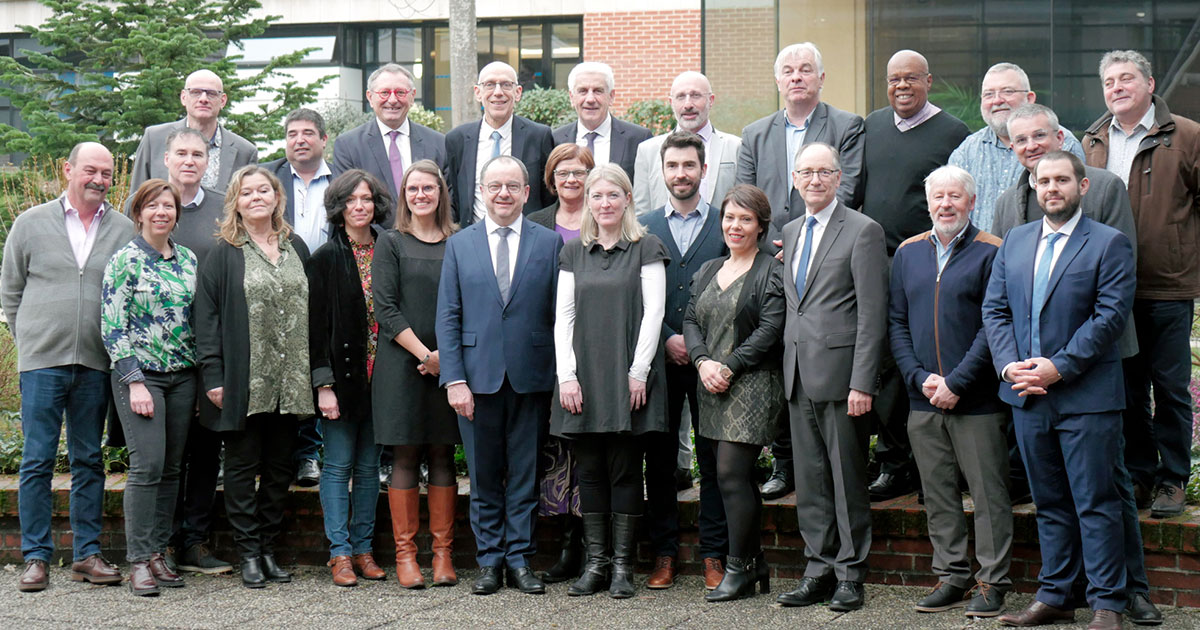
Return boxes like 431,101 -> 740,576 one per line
0,325 -> 18,412
0,0 -> 332,159
0,155 -> 132,254
407,104 -> 445,133
930,81 -> 985,132
624,99 -> 676,136
0,409 -> 128,474
515,86 -> 575,128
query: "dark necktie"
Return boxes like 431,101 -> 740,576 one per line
1030,231 -> 1063,356
795,216 -> 817,297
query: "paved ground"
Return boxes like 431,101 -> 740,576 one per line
1,565 -> 1199,629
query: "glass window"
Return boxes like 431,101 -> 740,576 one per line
377,28 -> 393,64
226,36 -> 337,65
394,28 -> 421,63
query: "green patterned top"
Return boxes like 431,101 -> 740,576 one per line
101,236 -> 198,383
243,238 -> 313,417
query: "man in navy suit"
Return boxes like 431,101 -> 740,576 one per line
982,151 -> 1134,630
445,62 -> 556,226
435,155 -> 562,596
332,63 -> 447,222
553,62 -> 652,184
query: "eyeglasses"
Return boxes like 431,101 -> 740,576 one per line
886,73 -> 929,87
479,81 -> 517,93
484,182 -> 523,194
186,88 -> 223,99
981,88 -> 1029,100
794,168 -> 840,180
671,91 -> 710,102
405,184 -> 437,195
553,169 -> 590,180
1010,129 -> 1053,148
372,88 -> 412,100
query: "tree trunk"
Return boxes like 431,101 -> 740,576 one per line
448,0 -> 479,128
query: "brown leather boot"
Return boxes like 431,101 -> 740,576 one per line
388,487 -> 424,589
427,484 -> 459,586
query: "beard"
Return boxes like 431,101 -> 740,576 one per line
1042,194 -> 1082,225
986,114 -> 1009,138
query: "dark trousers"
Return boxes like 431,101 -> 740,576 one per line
868,354 -> 914,477
645,364 -> 727,559
293,415 -> 322,463
1123,298 -> 1195,488
1014,403 -> 1126,613
221,411 -> 297,559
576,433 -> 645,515
458,380 -> 547,569
171,417 -> 222,550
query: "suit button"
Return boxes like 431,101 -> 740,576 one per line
343,343 -> 349,348
798,311 -> 803,316
676,307 -> 683,312
344,373 -> 351,378
344,357 -> 351,362
677,285 -> 684,290
681,263 -> 687,268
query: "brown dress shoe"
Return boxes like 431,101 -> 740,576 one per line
1150,483 -> 1185,519
645,556 -> 677,589
1087,609 -> 1123,630
352,553 -> 386,580
128,561 -> 159,597
18,559 -> 48,592
71,554 -> 123,585
703,557 -> 724,590
329,556 -> 357,587
148,552 -> 185,588
998,600 -> 1074,626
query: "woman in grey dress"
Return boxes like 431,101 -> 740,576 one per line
682,184 -> 785,602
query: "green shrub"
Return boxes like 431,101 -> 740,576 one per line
516,86 -> 576,129
408,104 -> 445,133
930,81 -> 985,133
624,99 -> 676,136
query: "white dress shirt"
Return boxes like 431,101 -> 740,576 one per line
376,117 -> 413,177
474,116 -> 515,223
574,114 -> 613,165
790,198 -> 838,286
62,195 -> 107,269
290,161 -> 333,251
483,213 -> 522,287
1034,208 -> 1082,279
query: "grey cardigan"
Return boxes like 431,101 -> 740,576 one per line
1,198 -> 134,372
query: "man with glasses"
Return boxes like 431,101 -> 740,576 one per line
131,69 -> 258,193
859,50 -> 970,503
333,63 -> 448,205
948,63 -> 1083,235
445,61 -> 556,226
553,62 -> 651,187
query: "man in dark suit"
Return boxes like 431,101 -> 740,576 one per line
552,62 -> 652,185
983,151 -> 1134,630
775,142 -> 887,613
435,155 -> 562,596
130,69 -> 258,193
445,61 -> 556,226
638,132 -> 728,590
332,63 -> 447,206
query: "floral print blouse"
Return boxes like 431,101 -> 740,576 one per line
351,237 -> 379,379
243,237 -> 313,417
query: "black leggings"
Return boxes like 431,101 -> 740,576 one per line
391,444 -> 457,489
715,440 -> 763,558
573,433 -> 644,515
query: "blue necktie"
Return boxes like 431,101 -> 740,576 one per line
795,216 -> 817,297
490,130 -> 502,159
1030,232 -> 1063,357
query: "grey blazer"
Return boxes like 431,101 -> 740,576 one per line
331,118 -> 448,199
632,128 -> 741,216
780,203 -> 888,402
130,119 -> 258,194
736,103 -> 865,223
553,117 -> 653,184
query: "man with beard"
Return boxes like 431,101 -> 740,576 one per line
948,63 -> 1083,234
983,151 -> 1134,630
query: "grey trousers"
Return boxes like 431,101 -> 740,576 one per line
789,391 -> 872,582
112,369 -> 196,562
908,409 -> 1012,589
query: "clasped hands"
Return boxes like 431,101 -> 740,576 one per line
1003,357 -> 1061,397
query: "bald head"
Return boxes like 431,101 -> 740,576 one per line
669,71 -> 715,133
63,142 -> 114,212
181,69 -> 227,128
886,49 -> 933,119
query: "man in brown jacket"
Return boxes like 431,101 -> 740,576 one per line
1083,50 -> 1200,534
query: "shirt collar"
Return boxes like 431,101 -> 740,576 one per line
133,234 -> 176,260
182,186 -> 206,209
484,212 -> 523,236
980,125 -> 1008,148
482,115 -> 514,139
784,109 -> 815,132
681,121 -> 715,143
377,116 -> 410,138
577,114 -> 612,140
61,193 -> 108,219
289,160 -> 332,181
664,197 -> 710,221
928,222 -> 970,249
1109,102 -> 1156,136
1040,208 -> 1083,239
894,101 -> 942,130
587,237 -> 631,252
806,198 -> 838,226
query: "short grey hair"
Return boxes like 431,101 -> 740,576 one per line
1099,50 -> 1152,80
983,62 -> 1030,91
775,42 -> 824,78
924,165 -> 976,199
794,141 -> 841,171
479,155 -> 528,186
568,62 -> 615,93
367,63 -> 416,92
165,127 -> 209,151
1005,103 -> 1061,138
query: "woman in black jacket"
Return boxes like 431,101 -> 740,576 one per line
194,165 -> 312,589
682,184 -> 786,602
306,170 -> 392,587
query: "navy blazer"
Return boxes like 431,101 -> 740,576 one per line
444,115 -> 556,227
639,201 -> 727,339
331,118 -> 448,202
261,157 -> 332,227
981,215 -> 1135,411
435,217 -> 562,395
552,117 -> 653,184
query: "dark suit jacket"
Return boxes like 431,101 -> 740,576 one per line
553,117 -> 653,184
435,217 -> 562,394
261,157 -> 334,227
444,115 -> 556,226
780,203 -> 888,402
683,251 -> 785,376
736,103 -> 866,225
130,119 -> 258,193
982,215 -> 1135,411
331,119 -> 447,201
639,201 -> 727,339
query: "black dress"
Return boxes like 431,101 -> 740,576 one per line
371,230 -> 460,445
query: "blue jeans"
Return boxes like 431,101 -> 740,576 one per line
318,416 -> 381,558
18,366 -> 111,562
294,415 -> 322,463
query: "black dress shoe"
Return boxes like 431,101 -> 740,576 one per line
829,580 -> 865,611
295,458 -> 320,487
868,472 -> 914,501
760,460 -> 795,500
776,575 -> 836,607
1125,591 -> 1163,626
260,554 -> 291,583
674,467 -> 694,491
506,566 -> 546,594
241,557 -> 267,589
473,566 -> 503,595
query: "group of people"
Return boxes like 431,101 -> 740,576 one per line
0,40 -> 1196,630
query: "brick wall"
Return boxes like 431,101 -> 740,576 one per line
582,10 -> 701,116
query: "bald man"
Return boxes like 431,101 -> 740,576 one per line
130,69 -> 258,193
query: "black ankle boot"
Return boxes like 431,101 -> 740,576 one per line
542,514 -> 583,583
609,513 -> 640,599
568,513 -> 610,596
261,554 -> 291,583
241,557 -> 266,589
705,552 -> 770,602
